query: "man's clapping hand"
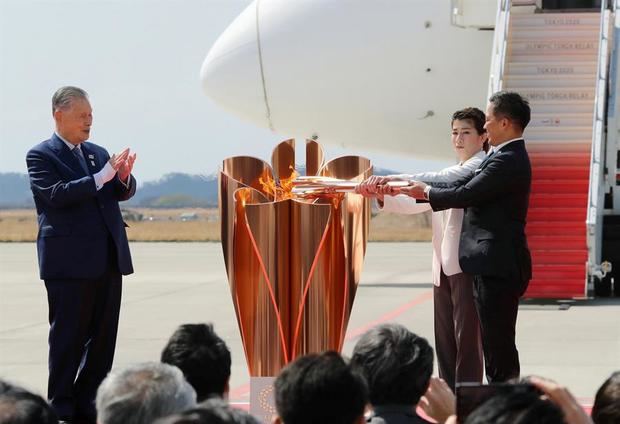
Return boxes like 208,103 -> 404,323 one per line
109,148 -> 136,182
117,151 -> 136,183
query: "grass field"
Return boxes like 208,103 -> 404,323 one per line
0,208 -> 432,242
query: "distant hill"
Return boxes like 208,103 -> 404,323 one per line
0,166 -> 398,208
0,173 -> 33,208
127,173 -> 218,207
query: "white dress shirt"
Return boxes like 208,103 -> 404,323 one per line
380,151 -> 486,286
56,133 -> 119,191
491,137 -> 522,153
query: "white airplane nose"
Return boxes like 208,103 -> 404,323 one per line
200,0 -> 494,160
200,1 -> 269,129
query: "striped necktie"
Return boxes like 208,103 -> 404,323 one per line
72,146 -> 89,174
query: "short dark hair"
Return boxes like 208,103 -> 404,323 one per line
161,323 -> 231,402
274,351 -> 368,424
0,379 -> 58,424
154,398 -> 261,424
592,371 -> 620,424
452,107 -> 486,135
350,324 -> 433,406
464,384 -> 564,424
488,91 -> 531,131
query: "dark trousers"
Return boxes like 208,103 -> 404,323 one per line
45,264 -> 122,419
473,275 -> 521,383
434,270 -> 483,391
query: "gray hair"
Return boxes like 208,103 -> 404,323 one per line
52,86 -> 88,113
96,362 -> 197,424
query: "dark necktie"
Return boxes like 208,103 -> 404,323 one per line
479,148 -> 498,169
72,146 -> 89,174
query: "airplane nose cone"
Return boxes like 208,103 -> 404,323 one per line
200,2 -> 269,128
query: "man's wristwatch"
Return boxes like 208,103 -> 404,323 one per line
423,185 -> 431,200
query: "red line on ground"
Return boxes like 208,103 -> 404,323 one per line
229,289 -> 434,401
344,290 -> 434,341
229,383 -> 250,399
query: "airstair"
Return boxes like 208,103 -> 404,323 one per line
488,0 -> 620,298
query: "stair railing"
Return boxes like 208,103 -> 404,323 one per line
606,1 -> 620,212
586,0 -> 613,291
488,0 -> 511,96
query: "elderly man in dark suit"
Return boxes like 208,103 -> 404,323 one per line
401,91 -> 532,383
26,86 -> 137,423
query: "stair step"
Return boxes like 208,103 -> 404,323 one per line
529,113 -> 594,128
529,152 -> 591,166
506,62 -> 598,75
530,249 -> 588,264
506,62 -> 598,76
508,40 -> 599,56
524,100 -> 594,113
505,75 -> 596,88
510,29 -> 600,40
529,193 -> 588,208
526,221 -> 585,236
504,54 -> 599,63
519,88 -> 596,102
528,207 -> 586,221
525,127 -> 592,140
532,264 -> 586,279
530,179 -> 589,193
523,280 -> 586,299
511,13 -> 601,27
526,142 -> 592,154
529,234 -> 586,250
532,166 -> 590,179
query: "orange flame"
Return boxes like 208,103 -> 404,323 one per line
259,167 -> 299,201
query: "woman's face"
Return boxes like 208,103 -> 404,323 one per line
451,119 -> 486,163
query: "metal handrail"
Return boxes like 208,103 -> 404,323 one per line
488,0 -> 511,96
586,0 -> 612,287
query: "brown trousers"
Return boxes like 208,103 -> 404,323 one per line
434,269 -> 484,391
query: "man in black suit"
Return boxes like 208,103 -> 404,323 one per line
26,86 -> 137,423
400,91 -> 532,382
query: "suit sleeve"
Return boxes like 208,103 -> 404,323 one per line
114,174 -> 137,201
429,154 -> 526,210
26,149 -> 97,208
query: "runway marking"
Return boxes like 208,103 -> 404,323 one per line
344,290 -> 433,341
229,289 -> 434,401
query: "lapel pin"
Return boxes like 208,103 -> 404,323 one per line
88,154 -> 94,159
90,160 -> 96,166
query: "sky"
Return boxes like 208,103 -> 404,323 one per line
0,0 -> 451,182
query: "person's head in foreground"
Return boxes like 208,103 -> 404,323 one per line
96,362 -> 196,424
463,383 -> 564,424
485,91 -> 531,146
154,397 -> 260,424
350,323 -> 433,409
451,107 -> 488,162
161,323 -> 232,401
0,379 -> 58,424
592,371 -> 620,424
273,351 -> 368,424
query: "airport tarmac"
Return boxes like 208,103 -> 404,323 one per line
1,242 -> 618,406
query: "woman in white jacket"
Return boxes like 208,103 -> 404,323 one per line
359,108 -> 488,391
